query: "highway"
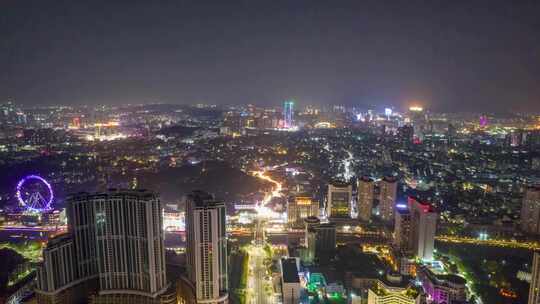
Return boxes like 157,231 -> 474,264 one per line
246,167 -> 281,304
436,235 -> 540,250
247,245 -> 272,304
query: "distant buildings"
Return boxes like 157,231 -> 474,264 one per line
287,195 -> 319,227
184,191 -> 228,304
521,185 -> 540,235
36,189 -> 170,304
357,176 -> 374,221
529,251 -> 540,304
379,176 -> 397,222
280,258 -> 301,304
327,182 -> 352,218
408,197 -> 437,261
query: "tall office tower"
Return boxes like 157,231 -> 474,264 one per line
393,204 -> 412,254
287,195 -> 319,227
304,217 -> 320,264
357,176 -> 374,221
408,197 -> 437,261
280,258 -> 301,304
68,193 -> 98,279
37,189 -> 169,304
283,100 -> 295,128
314,223 -> 336,263
379,176 -> 397,221
185,191 -> 228,304
521,186 -> 540,235
327,182 -> 352,218
529,251 -> 540,304
95,190 -> 166,296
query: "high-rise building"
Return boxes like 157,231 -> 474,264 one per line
280,258 -> 301,304
357,176 -> 374,221
185,191 -> 228,304
283,100 -> 295,129
35,234 -> 89,304
521,186 -> 540,235
36,189 -> 169,304
393,204 -> 412,254
379,176 -> 397,222
327,182 -> 352,218
529,251 -> 540,304
408,197 -> 437,261
314,222 -> 336,263
304,217 -> 320,264
287,195 -> 319,227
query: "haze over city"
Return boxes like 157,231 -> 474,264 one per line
1,0 -> 540,112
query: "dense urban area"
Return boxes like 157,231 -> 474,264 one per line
0,100 -> 539,304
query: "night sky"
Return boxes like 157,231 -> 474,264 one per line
1,0 -> 539,112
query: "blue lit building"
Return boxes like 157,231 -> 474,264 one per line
283,100 -> 295,128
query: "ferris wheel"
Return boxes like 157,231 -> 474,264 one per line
16,175 -> 54,213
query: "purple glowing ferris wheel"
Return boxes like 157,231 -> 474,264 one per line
16,175 -> 54,212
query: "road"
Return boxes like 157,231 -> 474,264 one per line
248,246 -> 271,304
247,168 -> 281,304
436,235 -> 540,250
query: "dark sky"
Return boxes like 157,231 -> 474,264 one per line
1,0 -> 539,112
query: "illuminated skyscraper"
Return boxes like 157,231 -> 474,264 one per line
393,204 -> 412,254
327,182 -> 352,218
304,216 -> 320,264
408,197 -> 437,261
283,100 -> 294,128
287,195 -> 319,227
357,176 -> 374,221
36,190 -> 169,304
185,191 -> 228,304
379,176 -> 397,221
529,251 -> 540,304
314,222 -> 336,263
521,185 -> 540,235
35,234 -> 84,304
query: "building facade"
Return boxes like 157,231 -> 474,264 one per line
417,266 -> 467,304
357,176 -> 374,221
394,206 -> 412,255
287,195 -> 319,227
314,222 -> 336,263
185,191 -> 228,304
379,176 -> 397,221
327,182 -> 352,218
280,258 -> 301,304
36,189 -> 168,303
408,197 -> 437,261
521,185 -> 540,235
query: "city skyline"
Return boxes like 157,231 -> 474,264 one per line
1,2 -> 540,304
